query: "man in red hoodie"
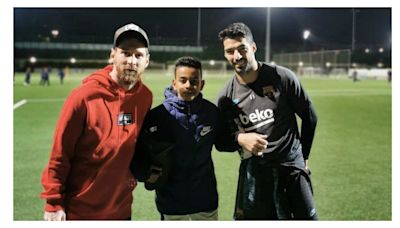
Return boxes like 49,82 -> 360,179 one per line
41,23 -> 152,220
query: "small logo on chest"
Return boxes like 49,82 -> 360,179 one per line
200,126 -> 213,136
262,85 -> 276,100
118,113 -> 134,126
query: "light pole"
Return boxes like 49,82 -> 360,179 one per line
352,9 -> 358,51
265,8 -> 271,63
197,8 -> 201,47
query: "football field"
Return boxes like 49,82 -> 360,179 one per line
13,70 -> 391,220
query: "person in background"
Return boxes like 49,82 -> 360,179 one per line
24,66 -> 32,86
39,66 -> 50,86
58,67 -> 65,85
352,69 -> 359,82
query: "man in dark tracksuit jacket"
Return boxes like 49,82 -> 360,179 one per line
131,57 -> 237,220
217,22 -> 318,220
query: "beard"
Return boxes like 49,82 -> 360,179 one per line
118,69 -> 139,88
233,58 -> 253,75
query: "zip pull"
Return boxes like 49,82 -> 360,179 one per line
187,105 -> 191,116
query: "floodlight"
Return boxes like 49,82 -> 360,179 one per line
51,29 -> 59,38
303,30 -> 311,40
29,56 -> 37,64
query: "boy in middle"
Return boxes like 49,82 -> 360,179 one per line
131,56 -> 238,220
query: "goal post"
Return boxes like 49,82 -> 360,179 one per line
201,60 -> 228,78
272,49 -> 351,77
166,60 -> 228,78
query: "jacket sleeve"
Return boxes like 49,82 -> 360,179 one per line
298,103 -> 317,160
215,96 -> 241,152
130,108 -> 175,190
40,91 -> 86,212
130,114 -> 152,182
284,68 -> 318,160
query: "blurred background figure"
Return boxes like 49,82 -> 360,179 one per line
58,67 -> 65,85
24,66 -> 31,86
40,66 -> 50,86
352,69 -> 359,82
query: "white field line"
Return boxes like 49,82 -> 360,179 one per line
13,99 -> 27,110
13,98 -> 65,110
27,98 -> 66,103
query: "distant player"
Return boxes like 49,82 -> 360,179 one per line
217,22 -> 318,220
39,66 -> 50,86
58,67 -> 65,84
352,69 -> 359,82
24,66 -> 31,86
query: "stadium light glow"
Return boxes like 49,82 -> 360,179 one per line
379,48 -> 384,53
303,30 -> 311,40
298,61 -> 304,67
51,29 -> 59,38
29,56 -> 37,64
364,48 -> 370,53
70,58 -> 76,64
270,61 -> 276,65
325,62 -> 331,67
377,62 -> 384,68
209,60 -> 215,66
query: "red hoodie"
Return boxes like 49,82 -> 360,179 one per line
41,65 -> 152,219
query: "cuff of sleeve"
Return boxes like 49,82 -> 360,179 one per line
45,199 -> 64,212
234,132 -> 241,148
234,131 -> 240,143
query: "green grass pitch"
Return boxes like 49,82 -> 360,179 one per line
13,69 -> 391,220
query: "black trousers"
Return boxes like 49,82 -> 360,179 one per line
234,158 -> 318,220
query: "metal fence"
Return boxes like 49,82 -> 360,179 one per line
273,49 -> 351,70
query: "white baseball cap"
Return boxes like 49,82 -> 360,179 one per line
113,23 -> 149,48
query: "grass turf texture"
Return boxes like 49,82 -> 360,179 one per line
13,70 -> 391,220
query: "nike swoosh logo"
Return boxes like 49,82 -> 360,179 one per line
200,127 -> 213,136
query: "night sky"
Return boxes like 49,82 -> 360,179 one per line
14,8 -> 391,53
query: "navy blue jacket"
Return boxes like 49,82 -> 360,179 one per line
132,87 -> 238,215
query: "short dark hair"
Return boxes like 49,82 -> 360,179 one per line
174,56 -> 202,77
218,22 -> 254,43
